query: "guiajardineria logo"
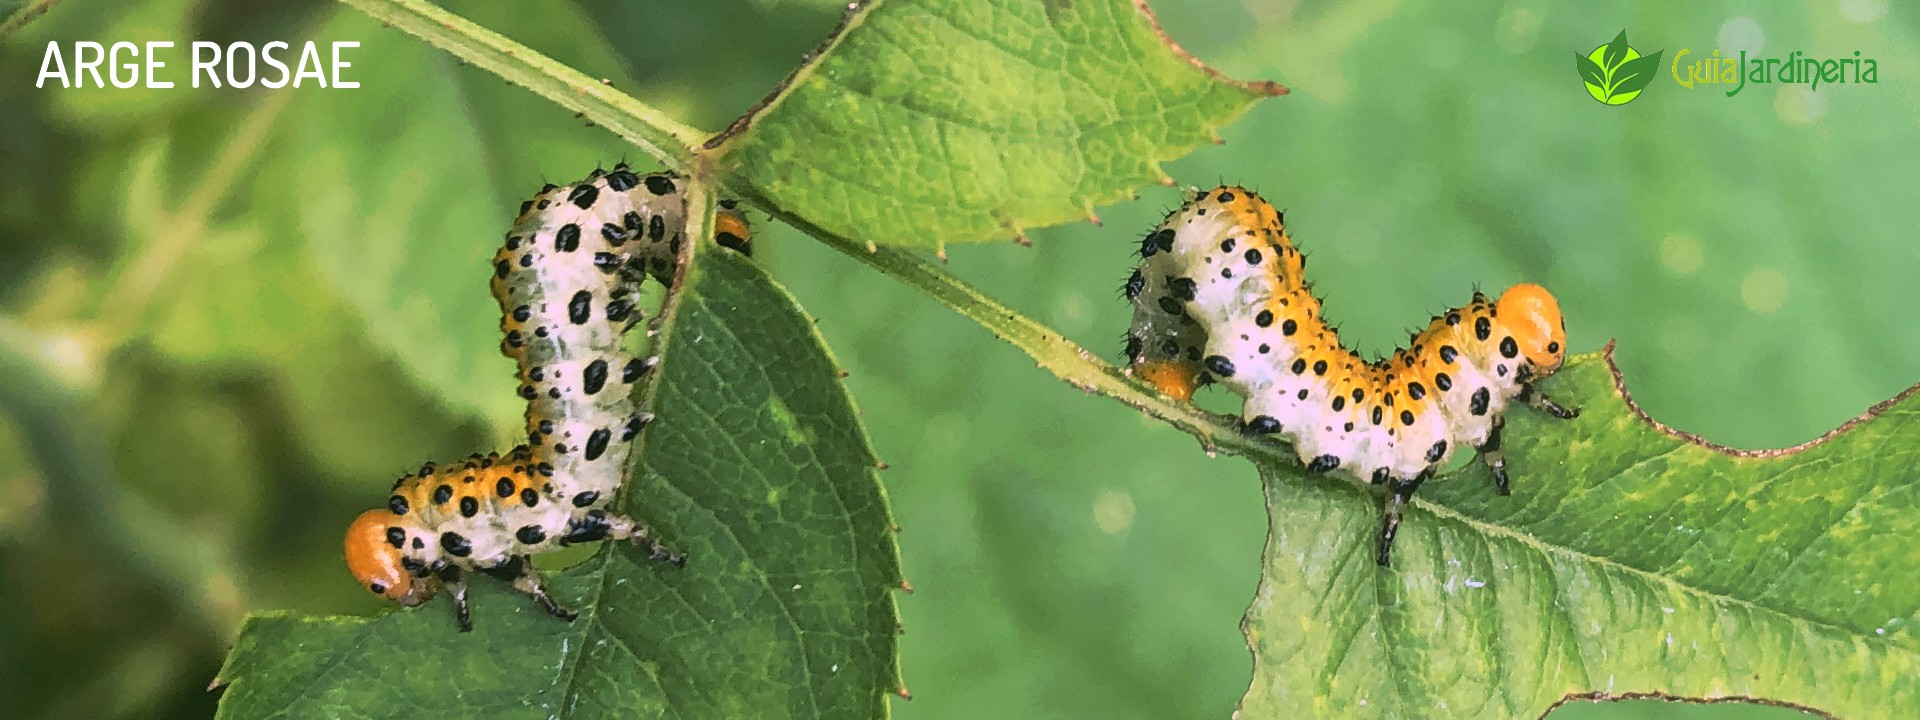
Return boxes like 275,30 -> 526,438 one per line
1576,30 -> 1664,105
1672,47 -> 1879,96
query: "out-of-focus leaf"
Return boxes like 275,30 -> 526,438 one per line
268,2 -> 661,427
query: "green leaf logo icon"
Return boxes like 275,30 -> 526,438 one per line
1577,30 -> 1664,105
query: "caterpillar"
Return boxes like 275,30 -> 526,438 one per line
1122,186 -> 1578,566
343,165 -> 751,630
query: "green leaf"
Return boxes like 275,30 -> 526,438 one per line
1602,29 -> 1630,71
1574,52 -> 1607,93
713,0 -> 1283,249
214,244 -> 907,717
1607,51 -> 1663,97
1239,347 -> 1918,718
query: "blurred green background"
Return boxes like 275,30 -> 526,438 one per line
2,0 -> 1915,718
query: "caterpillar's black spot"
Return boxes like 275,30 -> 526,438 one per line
496,477 -> 515,498
516,525 -> 547,545
1254,310 -> 1274,328
622,414 -> 649,441
590,252 -> 619,274
1205,355 -> 1235,377
495,259 -> 512,279
1439,345 -> 1458,364
1352,389 -> 1364,403
459,497 -> 479,518
1312,360 -> 1328,376
1435,373 -> 1452,391
1245,415 -> 1281,434
649,214 -> 667,242
1371,406 -> 1384,425
606,298 -> 635,324
1372,468 -> 1391,485
572,491 -> 601,508
1400,410 -> 1415,426
1221,238 -> 1237,253
1291,359 -> 1307,375
1500,336 -> 1519,359
607,170 -> 641,191
1124,334 -> 1144,361
1169,278 -> 1197,301
389,495 -> 409,515
386,527 -> 406,549
1161,340 -> 1180,358
441,532 -> 472,557
1475,317 -> 1492,341
512,305 -> 531,323
569,290 -> 593,325
1331,396 -> 1345,411
1297,389 -> 1309,400
1547,341 -> 1560,354
1446,311 -> 1461,325
1408,382 -> 1426,400
520,488 -> 539,507
623,358 -> 649,383
432,484 -> 453,505
1426,440 -> 1447,462
1282,319 -> 1297,336
601,223 -> 630,246
518,385 -> 538,401
555,224 -> 581,252
1244,248 -> 1262,265
1153,229 -> 1176,253
568,184 -> 599,209
584,429 -> 612,461
1218,191 -> 1236,202
1307,455 -> 1341,473
1470,387 -> 1491,416
644,174 -> 676,195
1158,296 -> 1183,315
1123,270 -> 1146,299
583,360 -> 609,395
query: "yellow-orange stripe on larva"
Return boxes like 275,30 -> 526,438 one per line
344,165 -> 752,630
1122,186 -> 1575,565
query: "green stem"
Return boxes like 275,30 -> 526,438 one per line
0,0 -> 59,42
335,0 -> 705,171
764,205 -> 1294,468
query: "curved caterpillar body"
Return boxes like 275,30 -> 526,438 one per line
1123,186 -> 1577,565
344,165 -> 751,630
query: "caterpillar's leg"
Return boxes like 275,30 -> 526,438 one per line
1517,384 -> 1581,420
1479,417 -> 1511,496
436,564 -> 474,632
561,510 -> 687,568
1376,470 -> 1432,567
612,514 -> 688,568
483,556 -> 577,622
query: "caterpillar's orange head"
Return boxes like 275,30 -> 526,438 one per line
344,510 -> 434,606
1495,283 -> 1567,375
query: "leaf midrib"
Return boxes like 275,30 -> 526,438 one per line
1408,481 -> 1916,656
